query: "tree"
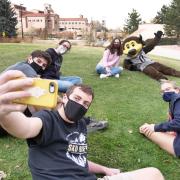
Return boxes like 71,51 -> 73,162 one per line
123,9 -> 142,34
165,0 -> 180,38
153,0 -> 180,38
152,5 -> 169,24
0,0 -> 17,37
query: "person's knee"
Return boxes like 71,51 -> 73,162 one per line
76,77 -> 82,84
96,65 -> 105,74
148,167 -> 164,180
119,66 -> 123,73
96,67 -> 102,74
58,81 -> 73,93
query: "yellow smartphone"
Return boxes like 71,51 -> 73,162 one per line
14,78 -> 58,108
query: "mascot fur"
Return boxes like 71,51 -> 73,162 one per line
122,31 -> 180,80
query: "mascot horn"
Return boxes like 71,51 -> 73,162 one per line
122,31 -> 180,81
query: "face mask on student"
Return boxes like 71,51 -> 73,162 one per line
64,98 -> 87,122
30,61 -> 44,74
57,45 -> 67,55
113,44 -> 120,48
162,91 -> 175,102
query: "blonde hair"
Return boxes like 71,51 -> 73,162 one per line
160,79 -> 180,91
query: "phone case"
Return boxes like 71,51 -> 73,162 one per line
14,78 -> 58,108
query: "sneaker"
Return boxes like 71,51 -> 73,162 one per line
84,116 -> 109,133
0,171 -> 6,179
115,74 -> 119,78
100,74 -> 108,79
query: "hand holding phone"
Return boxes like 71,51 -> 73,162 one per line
13,78 -> 58,108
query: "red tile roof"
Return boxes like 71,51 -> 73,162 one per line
22,13 -> 46,17
60,18 -> 88,21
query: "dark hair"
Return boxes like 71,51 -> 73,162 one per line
106,37 -> 123,56
66,84 -> 94,100
59,40 -> 72,51
30,50 -> 52,66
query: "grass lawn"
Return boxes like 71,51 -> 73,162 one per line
0,43 -> 180,179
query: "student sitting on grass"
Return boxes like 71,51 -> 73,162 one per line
42,40 -> 82,93
96,37 -> 123,79
139,80 -> 180,157
2,50 -> 52,78
0,84 -> 164,180
0,50 -> 52,136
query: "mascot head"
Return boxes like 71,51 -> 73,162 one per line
122,35 -> 145,57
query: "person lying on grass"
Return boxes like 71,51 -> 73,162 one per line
0,84 -> 164,180
139,80 -> 180,157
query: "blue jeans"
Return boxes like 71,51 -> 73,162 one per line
96,65 -> 123,76
57,76 -> 82,92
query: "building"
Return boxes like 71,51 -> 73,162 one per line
12,4 -> 59,36
59,15 -> 89,36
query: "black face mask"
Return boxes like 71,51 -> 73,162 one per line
64,98 -> 87,122
113,44 -> 120,48
162,91 -> 175,102
29,61 -> 44,74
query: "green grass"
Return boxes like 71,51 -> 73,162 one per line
0,43 -> 180,179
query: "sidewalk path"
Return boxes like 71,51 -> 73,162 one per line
149,45 -> 180,60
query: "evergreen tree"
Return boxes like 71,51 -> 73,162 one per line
153,5 -> 169,24
165,0 -> 180,38
123,9 -> 142,34
153,0 -> 180,38
0,0 -> 17,37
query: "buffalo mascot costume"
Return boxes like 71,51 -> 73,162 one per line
122,31 -> 180,81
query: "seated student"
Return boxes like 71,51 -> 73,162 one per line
0,50 -> 52,136
0,84 -> 164,180
42,40 -> 82,93
139,80 -> 180,157
3,50 -> 52,77
96,37 -> 123,79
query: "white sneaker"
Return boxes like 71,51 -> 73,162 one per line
100,74 -> 108,79
115,74 -> 119,78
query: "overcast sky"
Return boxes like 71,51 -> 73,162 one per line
10,0 -> 172,29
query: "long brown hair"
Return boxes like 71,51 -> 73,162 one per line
106,37 -> 123,56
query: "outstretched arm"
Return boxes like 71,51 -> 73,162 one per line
143,31 -> 163,54
0,112 -> 42,139
88,160 -> 120,176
